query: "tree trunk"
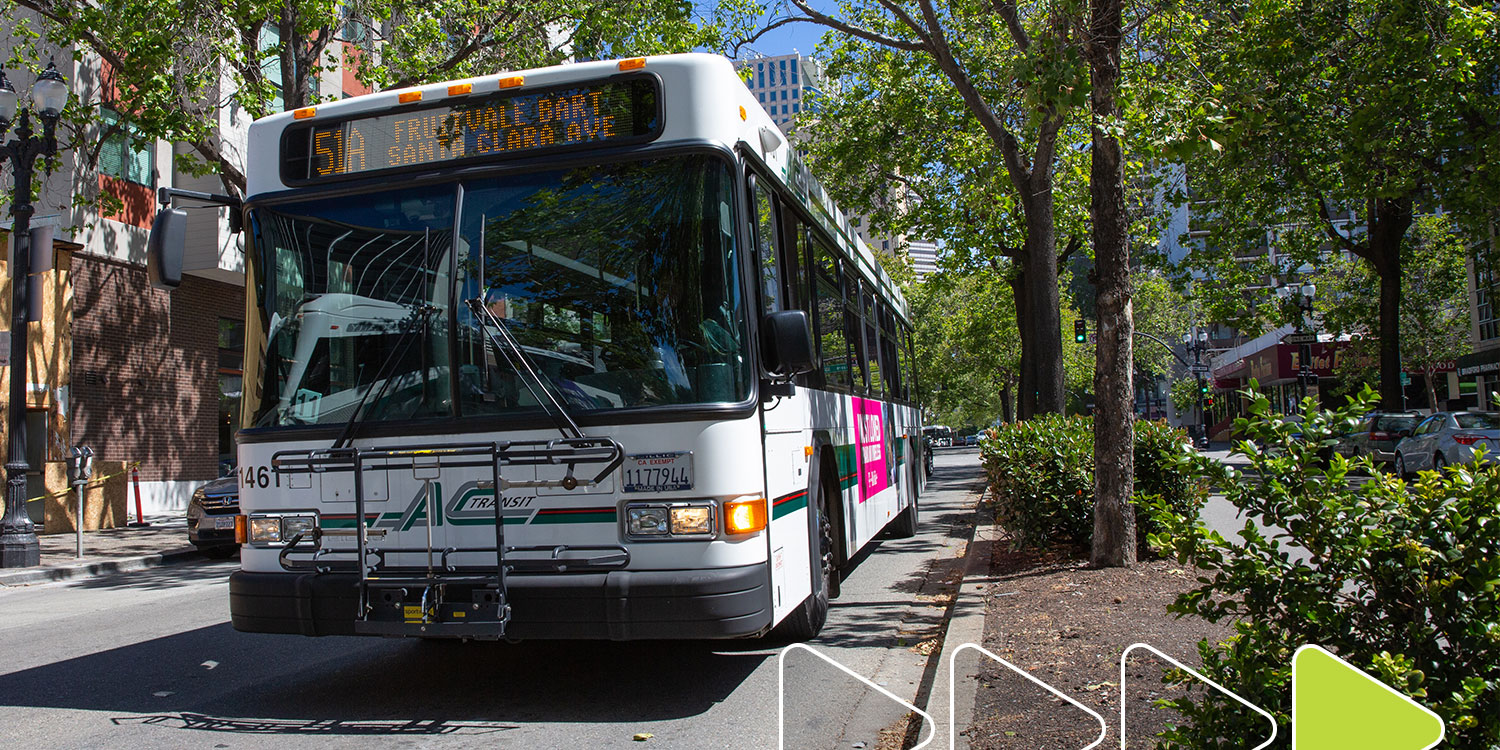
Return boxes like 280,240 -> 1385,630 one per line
1022,190 -> 1065,416
1366,197 -> 1413,410
1010,269 -> 1034,419
1423,369 -> 1439,411
1005,379 -> 1015,423
1087,0 -> 1135,568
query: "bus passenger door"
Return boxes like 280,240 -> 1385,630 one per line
750,175 -> 816,622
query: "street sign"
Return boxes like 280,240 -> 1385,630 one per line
1400,372 -> 1411,386
1282,332 -> 1319,346
1189,364 -> 1210,374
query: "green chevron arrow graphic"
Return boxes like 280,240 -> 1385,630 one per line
1293,645 -> 1444,750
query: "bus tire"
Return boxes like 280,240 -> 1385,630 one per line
778,473 -> 837,641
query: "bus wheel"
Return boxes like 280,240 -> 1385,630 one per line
778,480 -> 835,640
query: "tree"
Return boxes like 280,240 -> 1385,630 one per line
1318,214 -> 1474,410
1175,0 -> 1500,408
909,268 -> 1022,428
3,0 -> 718,200
743,0 -> 1094,418
1084,0 -> 1132,567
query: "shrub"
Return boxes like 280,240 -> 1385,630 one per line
980,415 -> 1205,554
1148,386 -> 1500,748
981,414 -> 1095,548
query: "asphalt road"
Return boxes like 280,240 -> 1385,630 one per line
0,449 -> 986,750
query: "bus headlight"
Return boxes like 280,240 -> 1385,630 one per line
626,506 -> 670,536
282,515 -> 318,540
247,513 -> 319,546
670,506 -> 713,535
249,516 -> 283,544
624,503 -> 715,540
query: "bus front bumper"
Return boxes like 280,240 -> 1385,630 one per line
228,564 -> 772,640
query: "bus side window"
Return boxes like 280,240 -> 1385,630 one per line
750,179 -> 780,314
880,306 -> 900,399
780,209 -> 811,312
845,274 -> 869,393
813,239 -> 849,391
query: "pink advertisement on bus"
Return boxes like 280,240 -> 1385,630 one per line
852,397 -> 888,501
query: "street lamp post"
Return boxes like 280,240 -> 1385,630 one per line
0,60 -> 67,568
1182,329 -> 1210,447
1276,283 -> 1318,403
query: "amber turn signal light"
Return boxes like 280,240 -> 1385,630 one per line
723,497 -> 767,535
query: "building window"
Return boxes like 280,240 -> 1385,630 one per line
792,65 -> 799,85
1478,255 -> 1499,341
219,318 -> 245,475
793,103 -> 799,113
99,109 -> 153,185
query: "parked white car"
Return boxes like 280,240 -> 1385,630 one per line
1394,411 -> 1500,476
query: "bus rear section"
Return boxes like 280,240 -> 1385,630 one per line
227,419 -> 778,640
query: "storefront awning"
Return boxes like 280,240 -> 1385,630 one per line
1457,347 -> 1500,378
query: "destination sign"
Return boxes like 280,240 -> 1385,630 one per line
282,77 -> 659,182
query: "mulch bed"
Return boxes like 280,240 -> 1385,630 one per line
962,544 -> 1234,749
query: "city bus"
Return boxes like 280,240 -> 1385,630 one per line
922,425 -> 952,447
149,53 -> 923,641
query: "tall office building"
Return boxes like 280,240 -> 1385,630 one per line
735,52 -> 826,134
906,240 -> 939,280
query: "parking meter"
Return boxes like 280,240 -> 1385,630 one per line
66,445 -> 95,483
67,446 -> 94,558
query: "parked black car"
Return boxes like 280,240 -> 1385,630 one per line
186,475 -> 240,558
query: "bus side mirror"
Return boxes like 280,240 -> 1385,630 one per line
762,309 -> 816,376
148,207 -> 187,290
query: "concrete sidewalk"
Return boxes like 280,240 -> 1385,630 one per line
0,514 -> 209,587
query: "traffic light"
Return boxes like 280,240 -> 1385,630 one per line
1199,382 -> 1210,396
1074,319 -> 1087,343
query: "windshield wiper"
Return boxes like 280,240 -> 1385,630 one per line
329,302 -> 440,450
464,298 -> 584,440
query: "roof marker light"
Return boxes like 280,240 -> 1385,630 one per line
618,58 -> 647,71
448,83 -> 473,96
397,90 -> 422,104
739,106 -> 747,121
498,76 -> 524,89
292,107 -> 316,119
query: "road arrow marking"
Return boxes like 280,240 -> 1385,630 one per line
1292,645 -> 1444,750
949,643 -> 1107,750
778,643 -> 935,750
1120,643 -> 1277,750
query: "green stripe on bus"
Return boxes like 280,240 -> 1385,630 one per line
448,516 -> 528,526
321,514 -> 384,529
531,510 -> 617,525
772,490 -> 808,519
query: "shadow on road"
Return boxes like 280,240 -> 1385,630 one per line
2,624 -> 772,736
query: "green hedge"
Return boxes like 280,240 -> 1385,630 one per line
1148,387 -> 1500,748
979,414 -> 1204,554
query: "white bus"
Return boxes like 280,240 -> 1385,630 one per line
151,53 -> 923,641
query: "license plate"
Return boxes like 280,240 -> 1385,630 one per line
623,452 -> 693,493
212,516 -> 236,530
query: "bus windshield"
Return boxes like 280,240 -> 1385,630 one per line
244,153 -> 749,428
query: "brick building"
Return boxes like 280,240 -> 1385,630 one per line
1,20 -> 375,520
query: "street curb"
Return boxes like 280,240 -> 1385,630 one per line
925,498 -> 997,750
0,547 -> 202,587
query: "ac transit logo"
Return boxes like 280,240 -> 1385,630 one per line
373,481 -> 536,531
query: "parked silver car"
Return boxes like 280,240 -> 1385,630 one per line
1331,411 -> 1421,468
1394,412 -> 1500,476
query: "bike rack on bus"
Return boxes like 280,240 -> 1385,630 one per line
268,437 -> 626,639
